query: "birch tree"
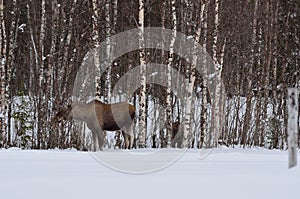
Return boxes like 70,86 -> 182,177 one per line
182,1 -> 206,148
47,0 -> 59,105
209,0 -> 225,147
166,0 -> 177,148
241,0 -> 258,145
5,0 -> 17,146
0,0 -> 6,145
200,0 -> 210,148
47,0 -> 59,148
272,0 -> 279,117
287,88 -> 298,168
92,0 -> 101,99
261,0 -> 274,147
36,0 -> 47,148
104,0 -> 112,102
39,0 -> 46,90
159,0 -> 168,148
138,0 -> 146,148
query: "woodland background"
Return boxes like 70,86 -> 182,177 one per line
0,0 -> 299,150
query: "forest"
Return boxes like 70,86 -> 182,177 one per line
0,0 -> 299,150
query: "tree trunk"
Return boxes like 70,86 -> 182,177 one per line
166,0 -> 177,148
104,0 -> 112,102
272,0 -> 279,117
0,0 -> 6,146
138,0 -> 146,148
182,1 -> 205,148
5,0 -> 17,147
241,0 -> 258,146
261,0 -> 273,147
92,0 -> 101,99
209,0 -> 224,148
37,0 -> 46,148
200,0 -> 210,148
48,0 -> 59,148
287,88 -> 298,168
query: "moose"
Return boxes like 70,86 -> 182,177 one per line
158,121 -> 183,148
54,99 -> 136,151
170,121 -> 183,148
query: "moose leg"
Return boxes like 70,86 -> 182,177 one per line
123,124 -> 134,149
122,131 -> 127,149
88,124 -> 104,151
129,133 -> 134,149
96,129 -> 105,151
171,139 -> 175,148
122,131 -> 130,149
91,130 -> 98,151
129,125 -> 134,149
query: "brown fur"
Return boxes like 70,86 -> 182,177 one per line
171,121 -> 183,148
54,100 -> 135,151
158,121 -> 183,148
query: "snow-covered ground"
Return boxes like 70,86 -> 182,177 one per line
0,148 -> 299,199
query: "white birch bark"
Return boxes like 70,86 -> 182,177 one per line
113,0 -> 118,31
166,0 -> 177,148
200,0 -> 210,148
0,0 -> 6,143
182,1 -> 206,148
92,0 -> 102,98
7,0 -> 17,72
37,0 -> 46,143
6,0 -> 17,145
39,0 -> 46,90
212,0 -> 220,63
138,0 -> 146,148
91,0 -> 101,149
27,3 -> 39,74
210,0 -> 224,147
261,0 -> 273,146
26,1 -> 39,147
61,0 -> 77,97
92,0 -> 101,99
47,0 -> 59,97
104,0 -> 112,102
159,0 -> 167,148
28,0 -> 47,146
65,0 -> 77,49
287,88 -> 298,168
46,0 -> 59,130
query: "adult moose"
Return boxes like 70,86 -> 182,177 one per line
54,99 -> 136,151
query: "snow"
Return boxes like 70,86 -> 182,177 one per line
0,148 -> 299,199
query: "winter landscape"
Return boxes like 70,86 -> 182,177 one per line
0,0 -> 299,198
0,148 -> 299,199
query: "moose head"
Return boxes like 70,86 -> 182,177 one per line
53,103 -> 73,122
